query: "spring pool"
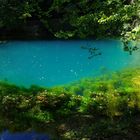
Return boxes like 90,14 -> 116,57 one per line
0,40 -> 140,87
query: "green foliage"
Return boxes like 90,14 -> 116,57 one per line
0,0 -> 139,39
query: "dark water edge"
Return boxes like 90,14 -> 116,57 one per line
0,131 -> 50,140
0,28 -> 119,40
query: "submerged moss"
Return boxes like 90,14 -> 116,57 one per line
0,68 -> 140,139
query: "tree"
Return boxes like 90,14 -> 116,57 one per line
0,0 -> 139,40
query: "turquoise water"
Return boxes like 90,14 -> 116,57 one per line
0,40 -> 140,87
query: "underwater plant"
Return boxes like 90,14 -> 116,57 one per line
0,67 -> 140,139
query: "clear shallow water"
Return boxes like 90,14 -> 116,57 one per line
0,131 -> 50,140
0,40 -> 140,87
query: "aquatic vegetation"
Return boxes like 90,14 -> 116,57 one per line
0,68 -> 140,139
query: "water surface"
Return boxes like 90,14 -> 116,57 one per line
0,40 -> 140,87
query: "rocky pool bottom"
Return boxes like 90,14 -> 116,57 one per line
0,68 -> 140,140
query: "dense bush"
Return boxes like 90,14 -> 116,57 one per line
0,0 -> 140,40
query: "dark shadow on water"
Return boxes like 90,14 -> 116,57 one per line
0,131 -> 50,140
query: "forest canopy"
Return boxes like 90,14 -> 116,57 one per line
0,0 -> 140,40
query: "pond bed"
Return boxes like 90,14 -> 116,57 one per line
0,67 -> 140,139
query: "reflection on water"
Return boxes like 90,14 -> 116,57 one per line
0,40 -> 140,87
0,131 -> 50,140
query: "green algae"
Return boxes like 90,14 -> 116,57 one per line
0,67 -> 140,139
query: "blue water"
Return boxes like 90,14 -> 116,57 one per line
0,131 -> 50,140
0,40 -> 140,87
